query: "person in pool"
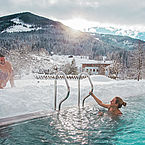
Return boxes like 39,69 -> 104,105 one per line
0,53 -> 15,89
89,92 -> 127,115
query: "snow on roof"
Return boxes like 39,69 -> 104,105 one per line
82,61 -> 113,65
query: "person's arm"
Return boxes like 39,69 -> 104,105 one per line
10,74 -> 15,88
10,69 -> 15,88
89,92 -> 110,108
8,63 -> 15,88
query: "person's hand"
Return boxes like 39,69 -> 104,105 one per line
89,91 -> 93,96
98,111 -> 104,116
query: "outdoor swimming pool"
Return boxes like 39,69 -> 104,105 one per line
0,95 -> 145,144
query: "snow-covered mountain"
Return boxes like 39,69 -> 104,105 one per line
88,26 -> 145,41
0,12 -> 145,60
0,12 -> 97,57
1,18 -> 41,33
0,12 -> 63,33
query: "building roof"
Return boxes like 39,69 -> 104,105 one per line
82,61 -> 113,65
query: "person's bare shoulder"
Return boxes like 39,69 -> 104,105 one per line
5,61 -> 12,66
5,61 -> 13,71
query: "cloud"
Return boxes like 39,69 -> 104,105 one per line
0,0 -> 145,28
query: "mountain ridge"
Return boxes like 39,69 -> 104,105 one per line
0,12 -> 144,58
0,12 -> 65,33
88,26 -> 145,41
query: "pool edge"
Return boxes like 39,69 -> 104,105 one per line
0,111 -> 54,127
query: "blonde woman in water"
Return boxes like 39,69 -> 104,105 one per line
89,92 -> 127,115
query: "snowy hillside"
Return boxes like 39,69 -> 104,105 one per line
49,55 -> 112,67
29,54 -> 113,75
1,12 -> 144,58
1,18 -> 41,33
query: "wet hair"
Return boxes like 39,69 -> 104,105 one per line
115,97 -> 127,108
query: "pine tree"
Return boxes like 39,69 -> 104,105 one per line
136,41 -> 144,81
127,41 -> 144,80
70,59 -> 78,75
61,58 -> 78,75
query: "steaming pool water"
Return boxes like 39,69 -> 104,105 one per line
0,95 -> 145,145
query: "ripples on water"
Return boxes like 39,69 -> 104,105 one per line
0,95 -> 145,144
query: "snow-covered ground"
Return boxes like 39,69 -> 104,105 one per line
1,75 -> 145,119
31,54 -> 113,74
49,55 -> 112,67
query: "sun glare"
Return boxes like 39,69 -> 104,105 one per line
60,18 -> 145,34
61,18 -> 98,32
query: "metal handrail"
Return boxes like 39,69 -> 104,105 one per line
54,71 -> 70,111
78,72 -> 93,108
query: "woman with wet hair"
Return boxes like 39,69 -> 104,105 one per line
89,92 -> 127,115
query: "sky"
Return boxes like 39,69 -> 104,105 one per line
0,0 -> 145,31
